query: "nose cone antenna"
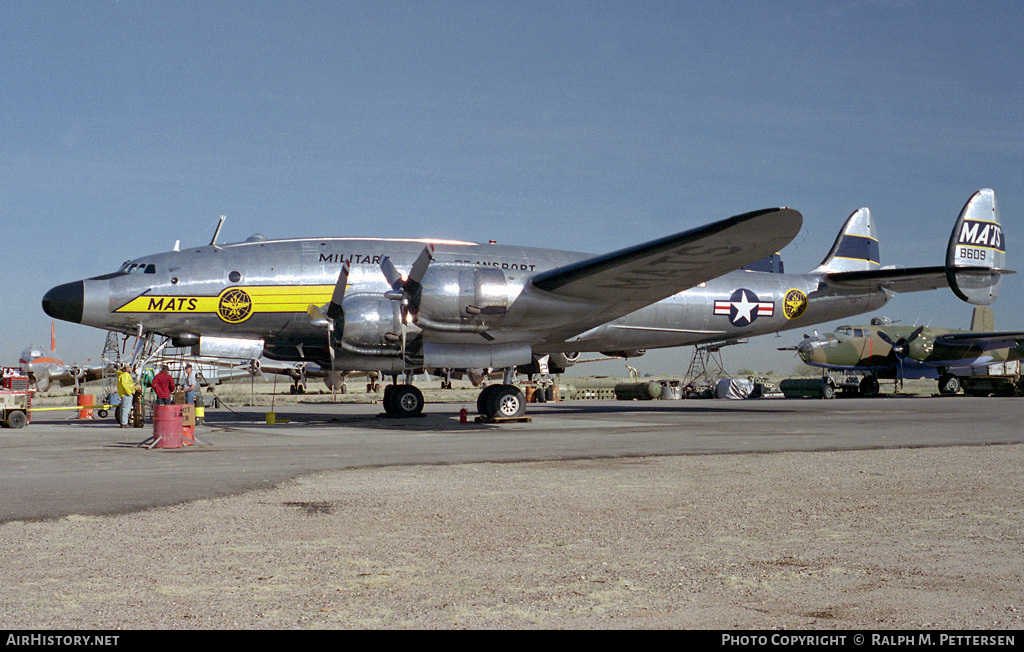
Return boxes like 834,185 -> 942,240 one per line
42,281 -> 84,324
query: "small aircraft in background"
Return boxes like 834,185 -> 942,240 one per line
793,306 -> 1024,396
18,322 -> 110,392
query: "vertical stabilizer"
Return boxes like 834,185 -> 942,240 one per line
811,208 -> 880,274
946,189 -> 1004,305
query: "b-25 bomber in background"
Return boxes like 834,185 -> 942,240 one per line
42,189 -> 1008,419
796,305 -> 1024,397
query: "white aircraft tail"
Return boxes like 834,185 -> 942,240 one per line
946,189 -> 1004,305
810,208 -> 879,274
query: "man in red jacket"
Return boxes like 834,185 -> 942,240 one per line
151,365 -> 176,405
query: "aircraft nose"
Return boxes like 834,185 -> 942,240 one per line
42,281 -> 84,324
796,338 -> 818,363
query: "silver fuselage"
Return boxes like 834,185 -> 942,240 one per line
50,236 -> 890,371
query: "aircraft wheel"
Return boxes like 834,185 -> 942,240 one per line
477,384 -> 502,415
939,374 -> 961,396
860,376 -> 880,397
6,410 -> 27,429
389,385 -> 424,417
820,382 -> 835,400
487,385 -> 526,419
382,385 -> 396,414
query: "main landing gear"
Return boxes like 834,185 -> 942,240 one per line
381,371 -> 527,420
382,383 -> 425,418
476,384 -> 526,419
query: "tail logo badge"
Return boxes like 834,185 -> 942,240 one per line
783,289 -> 808,320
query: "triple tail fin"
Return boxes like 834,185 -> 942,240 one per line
946,188 -> 1004,305
810,208 -> 880,274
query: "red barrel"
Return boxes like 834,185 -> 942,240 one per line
77,393 -> 94,419
153,404 -> 183,449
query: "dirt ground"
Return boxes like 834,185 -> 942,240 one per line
1,443 -> 1021,630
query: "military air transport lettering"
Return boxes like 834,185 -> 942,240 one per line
319,251 -> 538,271
714,289 -> 774,327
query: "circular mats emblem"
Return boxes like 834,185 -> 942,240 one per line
783,288 -> 808,320
218,288 -> 253,324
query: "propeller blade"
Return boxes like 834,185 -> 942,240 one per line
406,244 -> 435,287
307,304 -> 328,326
380,257 -> 403,290
905,326 -> 924,343
326,261 -> 350,321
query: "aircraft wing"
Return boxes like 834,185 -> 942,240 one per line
934,331 -> 1024,348
823,266 -> 1014,294
526,207 -> 802,316
503,207 -> 801,347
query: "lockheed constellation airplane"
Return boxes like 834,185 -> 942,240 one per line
42,189 -> 1007,419
19,322 -> 110,392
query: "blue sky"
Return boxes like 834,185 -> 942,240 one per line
2,1 -> 1022,376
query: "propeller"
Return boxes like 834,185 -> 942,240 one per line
876,326 -> 925,388
381,244 -> 434,318
246,358 -> 268,380
380,245 -> 434,366
308,261 -> 350,372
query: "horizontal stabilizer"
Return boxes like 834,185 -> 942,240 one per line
824,265 -> 1012,294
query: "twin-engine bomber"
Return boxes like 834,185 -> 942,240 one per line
42,189 -> 1007,418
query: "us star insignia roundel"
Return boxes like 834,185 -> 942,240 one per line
713,288 -> 774,327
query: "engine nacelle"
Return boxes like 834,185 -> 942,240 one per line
549,351 -> 580,373
415,265 -> 510,331
336,293 -> 406,355
600,350 -> 647,359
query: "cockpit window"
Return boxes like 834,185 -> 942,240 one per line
117,262 -> 156,274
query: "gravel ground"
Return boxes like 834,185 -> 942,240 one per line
1,444 -> 1022,630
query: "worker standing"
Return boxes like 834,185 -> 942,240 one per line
116,364 -> 136,428
183,363 -> 197,405
151,365 -> 176,405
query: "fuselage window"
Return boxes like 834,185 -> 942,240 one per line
229,271 -> 242,283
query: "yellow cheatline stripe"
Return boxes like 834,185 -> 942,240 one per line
116,285 -> 337,314
956,244 -> 1003,252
